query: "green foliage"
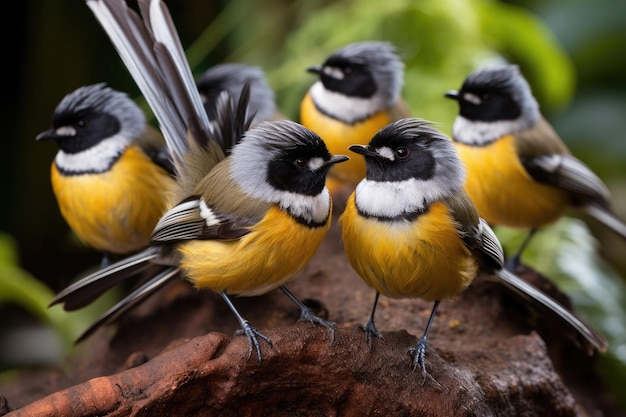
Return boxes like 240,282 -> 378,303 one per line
0,233 -> 119,366
202,0 -> 576,134
0,233 -> 72,344
475,1 -> 575,110
496,218 -> 626,408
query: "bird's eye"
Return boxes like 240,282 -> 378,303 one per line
396,147 -> 409,159
481,93 -> 491,102
343,67 -> 353,77
76,119 -> 87,129
294,158 -> 307,168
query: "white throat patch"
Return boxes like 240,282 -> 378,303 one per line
279,188 -> 331,225
452,116 -> 527,146
355,178 -> 449,219
54,134 -> 130,174
309,82 -> 385,124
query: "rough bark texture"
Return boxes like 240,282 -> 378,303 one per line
0,220 -> 622,416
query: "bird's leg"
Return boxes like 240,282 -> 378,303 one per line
408,300 -> 440,384
359,291 -> 384,349
280,285 -> 336,342
100,251 -> 112,268
220,291 -> 272,362
505,228 -> 537,271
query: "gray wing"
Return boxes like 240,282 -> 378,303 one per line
522,153 -> 611,208
151,196 -> 261,243
444,191 -> 504,272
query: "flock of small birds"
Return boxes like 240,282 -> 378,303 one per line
37,0 -> 626,380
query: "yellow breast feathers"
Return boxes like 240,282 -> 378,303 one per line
51,146 -> 173,253
455,135 -> 569,229
300,92 -> 394,186
341,195 -> 477,301
178,205 -> 331,296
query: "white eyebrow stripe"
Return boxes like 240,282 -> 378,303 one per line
463,92 -> 482,105
55,126 -> 77,136
308,157 -> 325,171
376,147 -> 394,160
322,66 -> 344,80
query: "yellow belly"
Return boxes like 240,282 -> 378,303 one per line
340,195 -> 477,301
178,206 -> 331,296
51,146 -> 174,254
300,92 -> 394,187
455,135 -> 569,229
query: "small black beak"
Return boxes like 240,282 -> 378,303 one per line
307,65 -> 322,75
326,154 -> 349,166
444,90 -> 459,100
348,144 -> 378,158
35,129 -> 56,141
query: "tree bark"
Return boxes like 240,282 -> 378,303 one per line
0,221 -> 620,416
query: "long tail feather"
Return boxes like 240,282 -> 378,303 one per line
86,0 -> 213,172
58,0 -> 256,343
49,247 -> 161,311
74,266 -> 180,343
582,202 -> 626,242
496,268 -> 608,355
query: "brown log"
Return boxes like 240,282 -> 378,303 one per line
4,327 -> 580,417
0,221 -> 620,416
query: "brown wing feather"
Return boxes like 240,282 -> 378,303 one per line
514,117 -> 570,158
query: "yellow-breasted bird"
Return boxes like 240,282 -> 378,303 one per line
49,0 -> 348,359
340,118 -> 607,378
196,62 -> 285,126
445,64 -> 626,268
36,83 -> 175,267
300,41 -> 410,197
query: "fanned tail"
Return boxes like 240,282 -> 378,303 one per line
171,81 -> 255,200
53,0 -> 257,342
213,81 -> 255,156
86,0 -> 214,173
496,268 -> 608,355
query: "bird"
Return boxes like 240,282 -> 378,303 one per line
196,62 -> 284,126
36,82 -> 175,268
340,118 -> 607,380
49,0 -> 348,360
300,40 -> 410,198
445,64 -> 626,269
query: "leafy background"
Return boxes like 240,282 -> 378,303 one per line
2,0 -> 625,409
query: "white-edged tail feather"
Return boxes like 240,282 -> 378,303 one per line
86,0 -> 213,172
496,268 -> 608,355
49,247 -> 162,311
74,266 -> 180,343
582,202 -> 626,241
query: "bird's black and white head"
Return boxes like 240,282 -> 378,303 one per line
350,118 -> 465,220
307,41 -> 404,124
36,83 -> 145,174
230,120 -> 348,225
445,65 -> 539,145
197,63 -> 277,126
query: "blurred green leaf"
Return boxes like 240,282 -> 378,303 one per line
200,0 -> 576,132
476,1 -> 575,110
496,217 -> 626,406
0,232 -> 120,358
